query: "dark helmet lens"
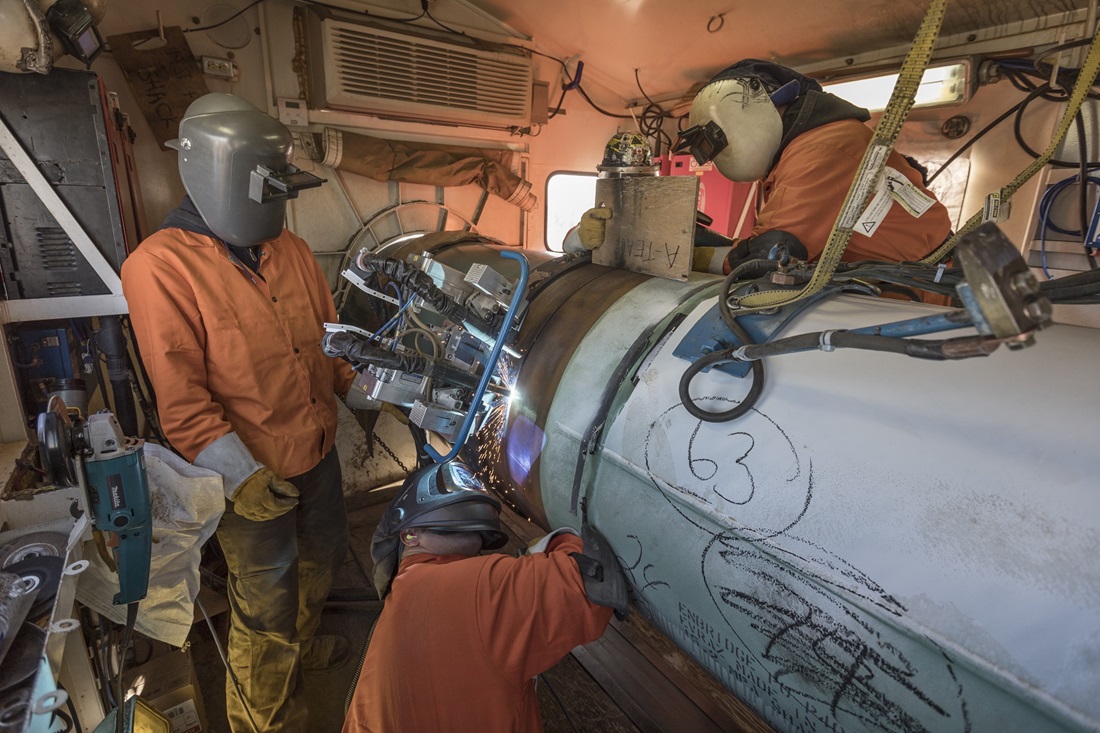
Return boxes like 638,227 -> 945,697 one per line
672,121 -> 729,166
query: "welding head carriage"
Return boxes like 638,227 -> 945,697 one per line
167,93 -> 324,247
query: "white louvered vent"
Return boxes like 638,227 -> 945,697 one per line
307,14 -> 533,129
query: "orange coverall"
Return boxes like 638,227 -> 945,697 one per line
753,119 -> 952,264
121,227 -> 353,475
343,533 -> 614,732
122,225 -> 356,732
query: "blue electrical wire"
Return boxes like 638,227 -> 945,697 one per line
1036,174 -> 1100,279
371,299 -> 412,344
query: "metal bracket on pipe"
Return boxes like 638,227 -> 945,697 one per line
0,111 -> 123,296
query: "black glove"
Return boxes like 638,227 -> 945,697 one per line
724,229 -> 809,274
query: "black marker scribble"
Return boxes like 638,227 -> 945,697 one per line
621,534 -> 670,593
709,537 -> 966,733
632,398 -> 969,732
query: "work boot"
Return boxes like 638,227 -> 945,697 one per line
301,634 -> 350,672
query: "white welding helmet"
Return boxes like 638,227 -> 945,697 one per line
687,76 -> 783,182
167,93 -> 324,247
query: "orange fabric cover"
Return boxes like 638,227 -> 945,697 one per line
121,228 -> 354,476
343,533 -> 614,733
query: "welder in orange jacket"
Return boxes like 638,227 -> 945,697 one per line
679,59 -> 952,279
343,461 -> 621,733
576,61 -> 953,302
121,93 -> 355,733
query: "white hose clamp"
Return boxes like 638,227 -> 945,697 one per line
819,330 -> 837,352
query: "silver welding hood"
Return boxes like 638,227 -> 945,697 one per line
370,461 -> 507,598
167,94 -> 294,247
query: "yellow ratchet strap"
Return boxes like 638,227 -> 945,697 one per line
733,0 -> 949,313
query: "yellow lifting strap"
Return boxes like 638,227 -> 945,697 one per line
922,21 -> 1100,264
732,0 -> 949,313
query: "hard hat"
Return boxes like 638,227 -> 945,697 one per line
597,132 -> 659,178
679,60 -> 820,182
0,0 -> 106,74
370,461 -> 507,597
168,93 -> 324,247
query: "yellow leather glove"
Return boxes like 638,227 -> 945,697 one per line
230,467 -> 300,522
578,206 -> 613,249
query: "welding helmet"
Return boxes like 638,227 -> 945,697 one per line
676,60 -> 820,182
167,93 -> 324,247
597,132 -> 659,178
381,462 -> 507,546
370,461 -> 507,597
0,0 -> 106,73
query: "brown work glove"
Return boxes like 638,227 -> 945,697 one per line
230,467 -> 299,522
578,206 -> 612,249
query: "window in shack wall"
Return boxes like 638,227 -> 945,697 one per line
545,171 -> 598,251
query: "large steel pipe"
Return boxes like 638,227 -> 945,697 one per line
378,240 -> 1099,733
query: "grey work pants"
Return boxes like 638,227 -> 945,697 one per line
216,449 -> 348,733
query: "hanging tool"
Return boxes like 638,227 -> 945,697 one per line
36,399 -> 152,606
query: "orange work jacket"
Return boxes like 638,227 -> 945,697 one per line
121,227 -> 354,478
754,119 -> 952,263
343,533 -> 613,732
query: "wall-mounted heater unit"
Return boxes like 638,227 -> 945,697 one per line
304,8 -> 533,130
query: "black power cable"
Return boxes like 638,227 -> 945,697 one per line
183,0 -> 265,33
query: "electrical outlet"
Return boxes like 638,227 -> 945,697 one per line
201,56 -> 235,79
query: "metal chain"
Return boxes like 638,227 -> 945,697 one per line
373,432 -> 411,474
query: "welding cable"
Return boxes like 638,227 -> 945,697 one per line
322,330 -> 481,389
1036,174 -> 1100,277
356,255 -> 491,334
678,343 -> 766,423
926,85 -> 1047,185
196,596 -> 261,733
1041,268 -> 1100,301
1014,94 -> 1100,168
183,0 -> 265,32
726,330 -> 1004,361
634,69 -> 675,154
539,673 -> 580,732
676,258 -> 783,423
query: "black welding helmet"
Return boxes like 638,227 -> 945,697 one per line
370,462 -> 507,598
167,93 -> 324,247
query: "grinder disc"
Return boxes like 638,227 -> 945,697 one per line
0,531 -> 68,569
0,623 -> 45,694
5,557 -> 62,623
